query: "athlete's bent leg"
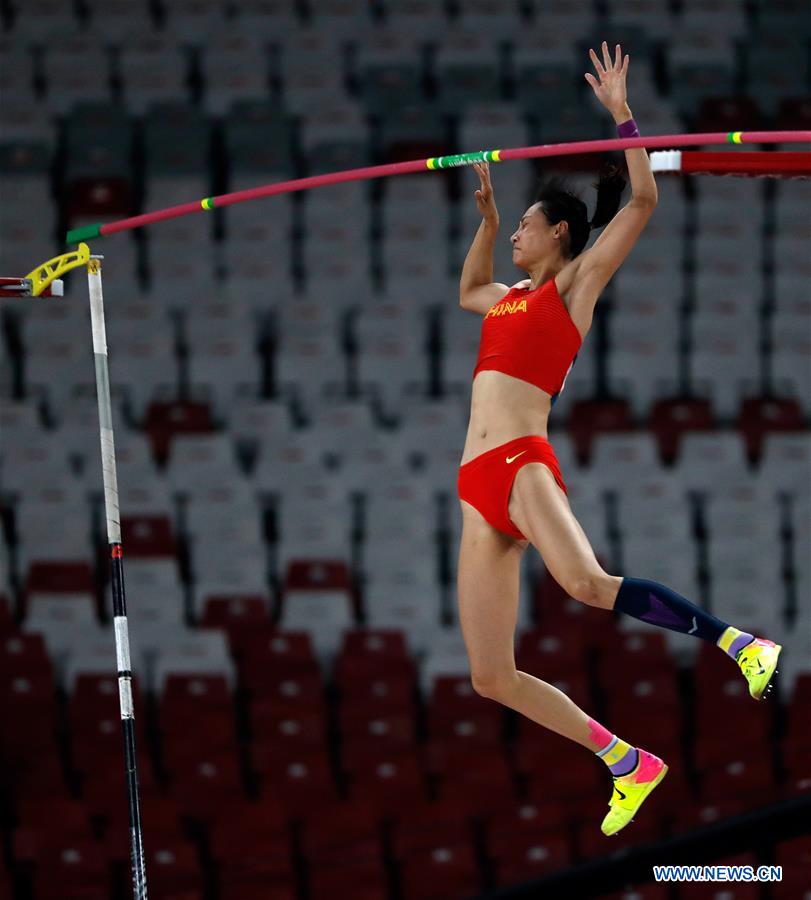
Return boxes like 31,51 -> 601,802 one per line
508,463 -> 781,698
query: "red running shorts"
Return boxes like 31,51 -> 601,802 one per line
457,435 -> 568,540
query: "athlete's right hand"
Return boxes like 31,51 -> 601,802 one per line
473,161 -> 499,226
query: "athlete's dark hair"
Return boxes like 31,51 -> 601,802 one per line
534,164 -> 627,258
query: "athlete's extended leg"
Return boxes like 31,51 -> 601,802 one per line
507,463 -> 781,700
458,499 -> 602,748
458,497 -> 667,835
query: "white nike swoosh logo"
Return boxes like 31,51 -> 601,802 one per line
506,451 -> 528,464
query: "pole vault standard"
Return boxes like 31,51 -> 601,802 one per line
1,246 -> 150,898
65,130 -> 811,243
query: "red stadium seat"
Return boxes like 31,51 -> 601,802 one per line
162,673 -> 231,711
13,801 -> 94,863
168,751 -> 245,822
24,560 -> 96,596
776,96 -> 811,130
693,95 -> 762,133
699,756 -> 779,806
80,752 -> 157,821
210,812 -> 294,884
771,877 -> 811,900
336,657 -> 417,697
603,711 -> 683,758
483,801 -> 571,841
200,594 -> 270,633
339,708 -> 417,748
649,396 -> 715,464
102,790 -> 182,843
488,827 -> 572,885
162,718 -> 237,767
66,175 -> 133,218
219,879 -> 297,900
347,752 -> 429,817
430,675 -> 494,715
737,395 -> 805,461
339,627 -> 410,661
120,515 -> 178,557
338,679 -> 416,716
1,666 -> 58,766
516,626 -> 590,679
240,630 -> 322,691
433,743 -> 517,809
251,708 -> 327,746
775,833 -> 811,869
693,735 -> 772,772
425,739 -> 515,797
426,705 -> 503,744
299,801 -> 383,867
390,795 -> 476,856
567,400 -> 635,465
256,749 -> 340,818
4,745 -> 68,802
604,670 -> 682,717
308,861 -> 389,900
143,401 -> 215,464
0,632 -> 51,675
282,559 -> 354,600
244,670 -> 325,712
671,797 -> 757,835
30,840 -> 111,898
72,712 -> 148,777
531,585 -> 617,649
783,737 -> 811,783
145,839 -> 204,895
399,841 -> 482,900
598,631 -> 675,676
71,674 -> 144,723
524,753 -> 603,805
437,781 -> 523,822
694,691 -> 773,743
512,729 -> 580,776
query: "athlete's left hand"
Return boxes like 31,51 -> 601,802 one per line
585,41 -> 629,117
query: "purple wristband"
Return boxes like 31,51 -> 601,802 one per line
616,118 -> 640,139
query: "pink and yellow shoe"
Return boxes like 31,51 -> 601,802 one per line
601,749 -> 668,836
736,637 -> 782,700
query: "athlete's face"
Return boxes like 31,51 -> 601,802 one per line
510,203 -> 569,270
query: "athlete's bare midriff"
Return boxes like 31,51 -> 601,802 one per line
460,371 -> 555,465
460,273 -> 590,467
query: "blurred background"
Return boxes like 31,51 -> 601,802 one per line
0,0 -> 809,898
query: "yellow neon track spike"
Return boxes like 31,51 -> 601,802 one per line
24,243 -> 91,297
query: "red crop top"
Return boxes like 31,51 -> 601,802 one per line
473,277 -> 583,397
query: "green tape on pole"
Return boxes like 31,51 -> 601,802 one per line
429,150 -> 496,169
66,223 -> 102,244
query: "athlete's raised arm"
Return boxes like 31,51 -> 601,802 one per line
571,42 -> 658,306
459,161 -> 513,315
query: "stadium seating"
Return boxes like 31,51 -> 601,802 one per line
1,2 -> 808,897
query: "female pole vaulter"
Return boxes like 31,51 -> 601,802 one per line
455,42 -> 781,835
